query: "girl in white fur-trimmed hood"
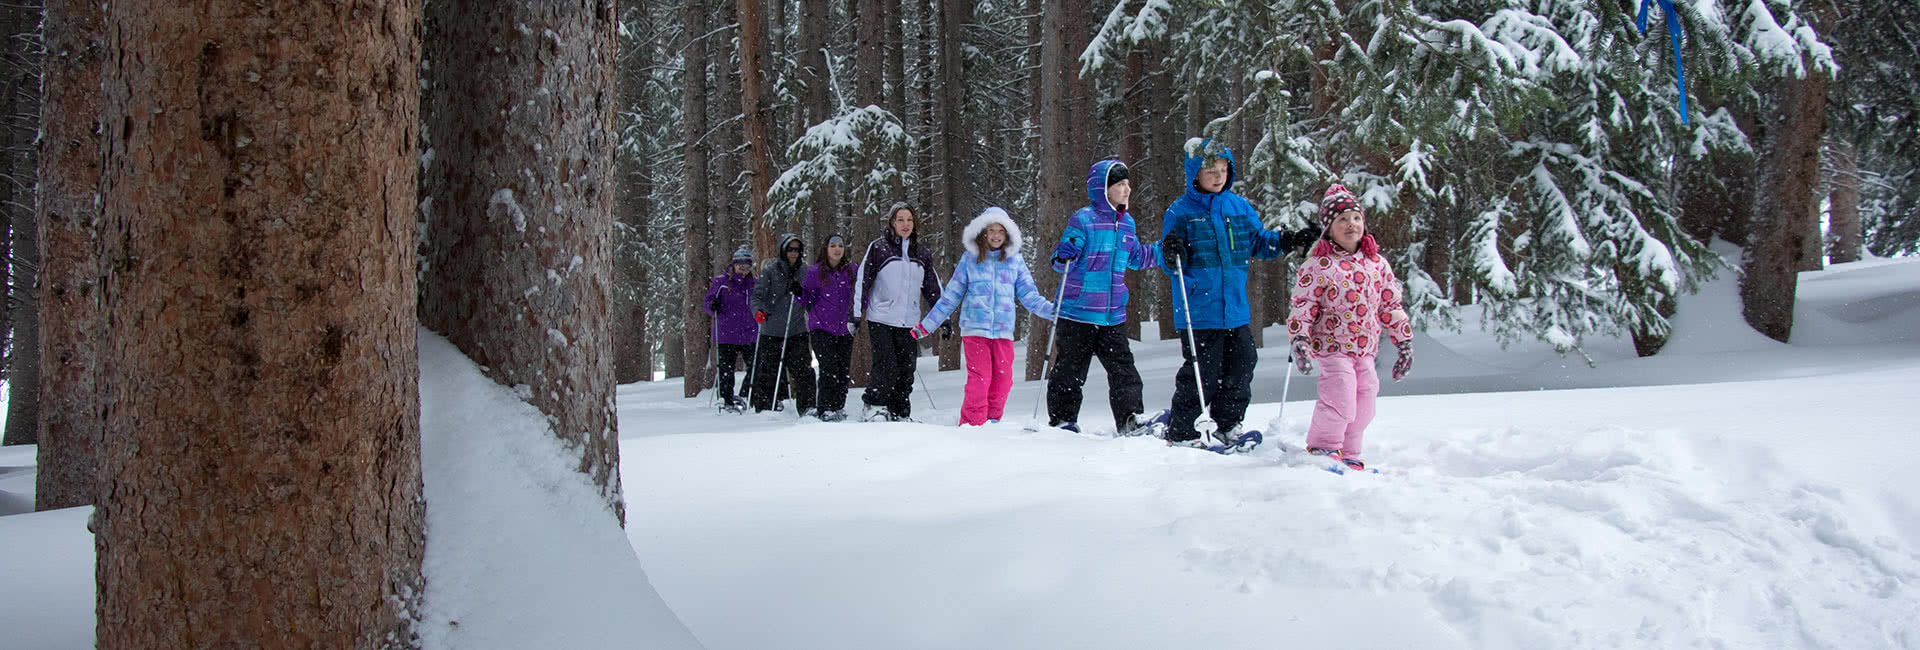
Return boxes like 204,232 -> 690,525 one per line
913,208 -> 1057,426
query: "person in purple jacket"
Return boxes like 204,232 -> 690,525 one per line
800,234 -> 859,422
704,246 -> 759,412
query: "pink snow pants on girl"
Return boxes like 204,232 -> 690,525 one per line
1304,353 -> 1379,458
961,336 -> 1016,426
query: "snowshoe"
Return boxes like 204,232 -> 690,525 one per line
1115,409 -> 1170,438
818,409 -> 848,423
1222,430 -> 1262,454
860,404 -> 892,422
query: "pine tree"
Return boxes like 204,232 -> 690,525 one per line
33,0 -> 104,510
420,1 -> 625,519
95,2 -> 425,645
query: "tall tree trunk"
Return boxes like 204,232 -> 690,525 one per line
848,0 -> 887,387
1147,38 -> 1179,343
33,0 -> 104,509
681,0 -> 714,398
931,0 -> 971,373
95,1 -> 425,645
1025,0 -> 1092,380
714,1 -> 747,266
421,0 -> 624,518
1741,72 -> 1830,343
737,0 -> 775,241
800,0 -> 834,245
737,0 -> 778,257
1827,139 -> 1863,263
1,0 -> 42,447
613,0 -> 655,385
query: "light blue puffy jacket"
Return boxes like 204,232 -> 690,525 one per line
917,208 -> 1057,339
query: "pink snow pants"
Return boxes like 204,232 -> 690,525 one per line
1304,353 -> 1379,458
961,336 -> 1016,426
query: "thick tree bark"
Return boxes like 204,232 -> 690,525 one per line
421,0 -> 624,518
95,1 -> 425,646
1827,139 -> 1864,263
1741,72 -> 1829,343
1,0 -> 42,447
737,0 -> 775,251
1025,0 -> 1093,380
33,0 -> 104,509
713,1 -> 746,267
848,0 -> 888,387
681,0 -> 714,397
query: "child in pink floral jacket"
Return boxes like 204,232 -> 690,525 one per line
1284,184 -> 1414,471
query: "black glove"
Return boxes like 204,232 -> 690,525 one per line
788,281 -> 803,298
1162,234 -> 1189,265
939,323 -> 955,340
708,295 -> 723,313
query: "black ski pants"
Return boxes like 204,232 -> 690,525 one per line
1167,325 -> 1257,441
862,323 -> 918,418
715,342 -> 755,404
811,330 -> 854,414
1045,319 -> 1145,430
751,333 -> 815,413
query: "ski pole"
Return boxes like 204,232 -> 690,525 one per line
1030,257 -> 1073,423
707,317 -> 720,409
772,295 -> 798,412
744,295 -> 763,409
915,364 -> 937,411
1173,254 -> 1220,447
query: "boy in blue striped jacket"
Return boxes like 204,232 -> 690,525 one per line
1043,160 -> 1164,434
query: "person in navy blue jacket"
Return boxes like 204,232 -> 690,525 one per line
1158,139 -> 1319,445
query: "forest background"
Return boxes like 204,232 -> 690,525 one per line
0,0 -> 1914,645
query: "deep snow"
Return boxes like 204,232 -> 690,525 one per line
1,250 -> 1915,649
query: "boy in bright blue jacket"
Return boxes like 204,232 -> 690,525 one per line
1044,160 -> 1164,435
1159,139 -> 1319,446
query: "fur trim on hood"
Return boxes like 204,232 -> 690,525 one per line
962,207 -> 1023,260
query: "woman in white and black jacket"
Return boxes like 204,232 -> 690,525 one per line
854,203 -> 943,422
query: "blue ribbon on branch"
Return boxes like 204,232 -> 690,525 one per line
1637,0 -> 1689,124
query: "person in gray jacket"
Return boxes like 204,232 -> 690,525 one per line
854,203 -> 943,422
749,233 -> 816,414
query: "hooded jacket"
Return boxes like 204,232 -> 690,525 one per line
855,221 -> 942,329
916,208 -> 1057,340
1286,245 -> 1413,357
751,233 -> 811,338
1047,160 -> 1162,326
1158,141 -> 1291,330
703,269 -> 758,345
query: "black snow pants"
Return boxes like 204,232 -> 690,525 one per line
1166,325 -> 1257,441
750,333 -> 815,413
715,342 -> 755,405
862,323 -> 918,418
1045,319 -> 1145,431
810,330 -> 854,414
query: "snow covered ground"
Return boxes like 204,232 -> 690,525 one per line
1,251 -> 1916,648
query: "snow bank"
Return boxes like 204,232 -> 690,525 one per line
418,331 -> 703,649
